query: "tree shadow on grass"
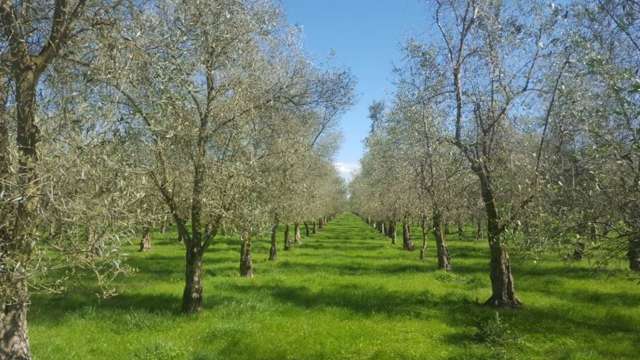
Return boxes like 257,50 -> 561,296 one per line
227,282 -> 483,322
30,292 -> 182,326
31,289 -> 235,327
452,260 -> 617,282
299,243 -> 390,252
272,259 -> 434,275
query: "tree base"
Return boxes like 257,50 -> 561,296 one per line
484,296 -> 522,308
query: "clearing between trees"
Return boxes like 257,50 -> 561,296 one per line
30,213 -> 639,360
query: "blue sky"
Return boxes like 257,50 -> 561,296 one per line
281,0 -> 430,181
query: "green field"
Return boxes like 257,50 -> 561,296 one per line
30,213 -> 640,359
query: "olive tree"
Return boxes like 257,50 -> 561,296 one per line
1,1 -> 128,358
426,0 -> 568,306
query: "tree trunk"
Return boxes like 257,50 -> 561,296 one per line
312,222 -> 317,234
457,221 -> 464,240
284,224 -> 291,250
139,226 -> 152,252
269,222 -> 278,261
388,221 -> 397,245
573,241 -> 585,261
477,170 -> 521,307
240,233 -> 253,278
182,246 -> 204,313
628,235 -> 640,272
304,222 -> 310,237
294,223 -> 302,245
475,217 -> 483,241
1,281 -> 31,360
160,216 -> 169,233
318,218 -> 324,230
380,221 -> 386,235
486,241 -> 520,307
445,223 -> 450,235
402,222 -> 415,251
0,69 -> 40,360
420,216 -> 428,260
433,210 -> 451,271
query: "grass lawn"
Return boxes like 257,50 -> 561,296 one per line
30,213 -> 640,359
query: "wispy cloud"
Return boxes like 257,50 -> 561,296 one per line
334,162 -> 360,182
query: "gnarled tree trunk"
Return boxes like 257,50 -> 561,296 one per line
433,210 -> 451,271
573,241 -> 585,261
420,215 -> 428,260
402,222 -> 415,251
269,222 -> 278,261
0,65 -> 41,360
480,173 -> 521,307
139,226 -> 152,252
1,277 -> 31,360
487,241 -> 520,307
240,233 -> 253,278
388,221 -> 397,245
294,223 -> 302,245
284,224 -> 291,250
182,246 -> 204,313
475,217 -> 483,241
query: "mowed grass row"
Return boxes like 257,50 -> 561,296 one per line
30,213 -> 640,359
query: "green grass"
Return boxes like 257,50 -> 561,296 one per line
30,213 -> 640,359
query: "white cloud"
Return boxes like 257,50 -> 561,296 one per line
334,162 -> 360,182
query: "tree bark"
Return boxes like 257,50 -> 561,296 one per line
388,221 -> 397,245
628,235 -> 640,272
433,210 -> 451,271
457,221 -> 464,240
318,218 -> 324,230
269,222 -> 278,261
573,241 -> 585,261
475,217 -> 483,241
380,221 -> 386,235
312,222 -> 317,234
0,65 -> 40,360
402,222 -> 415,251
0,4 -> 89,356
294,223 -> 302,245
239,233 -> 253,278
304,222 -> 310,237
182,246 -> 204,313
420,216 -> 428,260
480,173 -> 521,307
486,241 -> 520,307
139,226 -> 152,252
1,281 -> 31,360
284,224 -> 291,250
